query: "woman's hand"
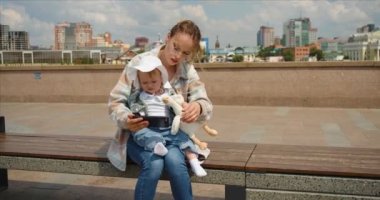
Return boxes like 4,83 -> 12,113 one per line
181,102 -> 201,123
126,114 -> 149,132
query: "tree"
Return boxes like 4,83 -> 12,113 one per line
282,50 -> 294,61
232,55 -> 244,62
257,45 -> 276,58
310,47 -> 324,61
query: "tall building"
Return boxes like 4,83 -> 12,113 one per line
9,31 -> 30,50
0,24 -> 30,50
75,22 -> 93,48
309,28 -> 318,45
257,26 -> 274,48
104,32 -> 112,46
201,37 -> 209,54
0,24 -> 10,50
54,22 -> 93,50
93,35 -> 106,47
54,22 -> 69,50
283,18 -> 317,47
93,32 -> 113,47
357,24 -> 376,33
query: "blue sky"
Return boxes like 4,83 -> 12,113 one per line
1,0 -> 379,48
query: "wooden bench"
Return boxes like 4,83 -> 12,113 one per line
1,116 -> 380,199
246,144 -> 380,199
0,116 -> 252,199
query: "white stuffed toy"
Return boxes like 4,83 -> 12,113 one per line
162,94 -> 218,150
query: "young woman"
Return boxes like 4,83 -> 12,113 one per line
108,19 -> 213,200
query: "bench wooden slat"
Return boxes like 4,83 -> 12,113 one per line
0,148 -> 108,161
246,144 -> 380,178
0,134 -> 109,161
207,142 -> 254,150
207,151 -> 253,162
0,134 -> 109,145
251,153 -> 380,166
251,144 -> 380,156
203,160 -> 249,170
0,134 -> 255,171
0,134 -> 110,161
247,161 -> 380,178
0,143 -> 109,154
203,143 -> 255,170
1,138 -> 109,148
0,133 -> 111,140
0,138 -> 110,152
0,134 -> 110,152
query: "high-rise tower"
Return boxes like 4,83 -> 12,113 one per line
257,26 -> 274,48
54,22 -> 93,50
0,24 -> 10,50
0,24 -> 30,50
283,18 -> 317,47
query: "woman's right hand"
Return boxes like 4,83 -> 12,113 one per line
127,114 -> 149,132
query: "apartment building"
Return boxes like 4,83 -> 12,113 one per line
257,26 -> 274,48
283,18 -> 317,47
54,22 -> 93,50
0,24 -> 30,50
0,24 -> 10,50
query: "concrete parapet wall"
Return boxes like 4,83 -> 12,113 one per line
0,61 -> 379,108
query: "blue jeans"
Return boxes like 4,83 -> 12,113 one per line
133,128 -> 166,151
127,136 -> 193,200
133,127 -> 198,154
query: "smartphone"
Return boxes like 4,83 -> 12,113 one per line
132,113 -> 169,127
132,113 -> 156,123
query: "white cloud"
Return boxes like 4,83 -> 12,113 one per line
248,0 -> 375,39
1,0 -> 379,47
82,12 -> 108,24
0,7 -> 25,29
328,1 -> 369,22
0,5 -> 54,47
181,4 -> 208,22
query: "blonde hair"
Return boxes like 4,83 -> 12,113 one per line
169,20 -> 202,57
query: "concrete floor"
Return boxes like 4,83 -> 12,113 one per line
0,102 -> 379,199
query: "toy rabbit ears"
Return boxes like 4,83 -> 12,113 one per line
126,55 -> 169,89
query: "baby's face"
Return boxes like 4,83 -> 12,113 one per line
138,71 -> 162,94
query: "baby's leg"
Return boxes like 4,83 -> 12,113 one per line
186,151 -> 207,177
134,129 -> 168,156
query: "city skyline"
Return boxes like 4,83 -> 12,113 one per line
1,0 -> 379,48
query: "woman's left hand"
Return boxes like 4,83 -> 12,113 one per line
181,102 -> 201,123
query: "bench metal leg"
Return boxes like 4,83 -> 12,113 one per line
0,116 -> 4,133
0,116 -> 8,190
225,185 -> 245,200
0,169 -> 8,191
